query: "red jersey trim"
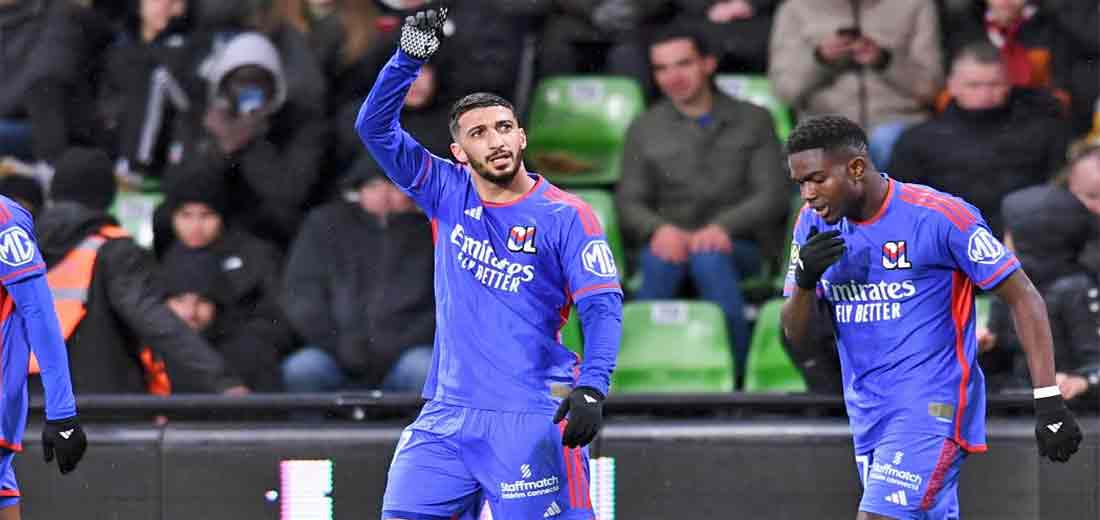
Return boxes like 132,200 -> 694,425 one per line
977,257 -> 1020,289
853,178 -> 895,226
0,263 -> 44,283
572,282 -> 621,301
949,272 -> 986,453
542,186 -> 602,236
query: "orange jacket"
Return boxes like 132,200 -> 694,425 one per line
34,225 -> 170,395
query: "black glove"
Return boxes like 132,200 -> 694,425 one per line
1034,395 -> 1083,462
42,416 -> 87,474
400,3 -> 448,60
553,386 -> 605,448
794,226 -> 845,290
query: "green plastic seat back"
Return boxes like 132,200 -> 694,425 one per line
109,189 -> 163,249
714,74 -> 794,141
526,77 -> 645,186
613,301 -> 734,393
744,298 -> 808,392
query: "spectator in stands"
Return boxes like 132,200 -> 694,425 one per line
617,28 -> 788,384
163,31 -> 327,248
281,169 -> 435,393
158,170 -> 294,388
1053,0 -> 1098,137
769,0 -> 943,167
97,0 -> 197,178
159,246 -> 284,392
889,41 -> 1068,236
35,147 -> 246,394
943,0 -> 1084,119
0,0 -> 114,162
336,64 -> 451,190
539,0 -> 671,96
668,0 -> 779,74
983,141 -> 1100,400
431,0 -> 549,110
0,176 -> 44,219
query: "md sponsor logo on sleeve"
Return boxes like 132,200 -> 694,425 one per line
0,226 -> 35,267
581,240 -> 617,278
967,228 -> 1005,265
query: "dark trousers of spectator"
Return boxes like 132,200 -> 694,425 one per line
0,119 -> 33,160
635,240 -> 759,388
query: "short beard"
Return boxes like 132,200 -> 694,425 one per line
469,150 -> 524,187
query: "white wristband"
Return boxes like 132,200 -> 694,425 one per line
1033,386 -> 1061,399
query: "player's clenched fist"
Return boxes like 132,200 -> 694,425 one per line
400,2 -> 448,60
794,226 -> 845,290
42,416 -> 87,474
554,386 -> 605,448
1034,394 -> 1083,463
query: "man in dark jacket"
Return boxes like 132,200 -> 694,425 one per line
281,169 -> 435,393
984,141 -> 1100,401
157,169 -> 294,390
159,246 -> 283,392
35,147 -> 245,394
0,0 -> 114,162
890,41 -> 1070,236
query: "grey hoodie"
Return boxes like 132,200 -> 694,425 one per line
202,31 -> 288,113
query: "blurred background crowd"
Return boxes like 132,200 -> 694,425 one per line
0,0 -> 1096,406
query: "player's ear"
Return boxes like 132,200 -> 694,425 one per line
848,156 -> 866,180
518,126 -> 527,150
450,142 -> 467,164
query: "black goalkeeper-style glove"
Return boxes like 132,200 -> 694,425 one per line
42,416 -> 87,474
400,3 -> 448,60
794,226 -> 846,290
553,386 -> 605,448
1034,395 -> 1083,463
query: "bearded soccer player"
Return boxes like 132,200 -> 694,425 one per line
356,5 -> 621,519
781,116 -> 1082,519
0,195 -> 87,520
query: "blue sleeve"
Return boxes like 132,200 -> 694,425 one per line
941,202 -> 1020,290
355,49 -> 457,217
7,273 -> 76,421
558,199 -> 622,302
575,292 -> 623,397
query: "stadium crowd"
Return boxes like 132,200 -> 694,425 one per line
0,0 -> 1096,404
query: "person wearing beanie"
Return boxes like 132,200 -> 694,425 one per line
159,247 -> 283,392
158,170 -> 296,379
162,30 -> 327,249
0,176 -> 45,219
281,171 -> 435,393
33,147 -> 247,395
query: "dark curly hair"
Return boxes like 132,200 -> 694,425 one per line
785,115 -> 869,157
449,92 -> 515,138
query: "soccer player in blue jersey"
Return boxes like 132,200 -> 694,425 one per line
356,5 -> 622,519
781,115 -> 1083,519
0,195 -> 87,520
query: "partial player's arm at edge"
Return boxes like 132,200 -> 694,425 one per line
990,269 -> 1057,389
7,274 -> 76,420
574,292 -> 623,397
781,287 -> 823,356
354,49 -> 434,191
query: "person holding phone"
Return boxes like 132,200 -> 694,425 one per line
769,0 -> 944,167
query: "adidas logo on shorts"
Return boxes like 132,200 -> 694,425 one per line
884,490 -> 908,506
543,500 -> 562,517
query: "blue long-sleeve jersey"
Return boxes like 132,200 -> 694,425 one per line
356,49 -> 623,413
0,196 -> 76,450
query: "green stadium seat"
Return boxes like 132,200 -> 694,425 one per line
974,294 -> 992,330
567,188 -> 627,281
613,301 -> 734,393
110,189 -> 163,250
714,74 -> 793,141
744,298 -> 807,392
526,77 -> 645,186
